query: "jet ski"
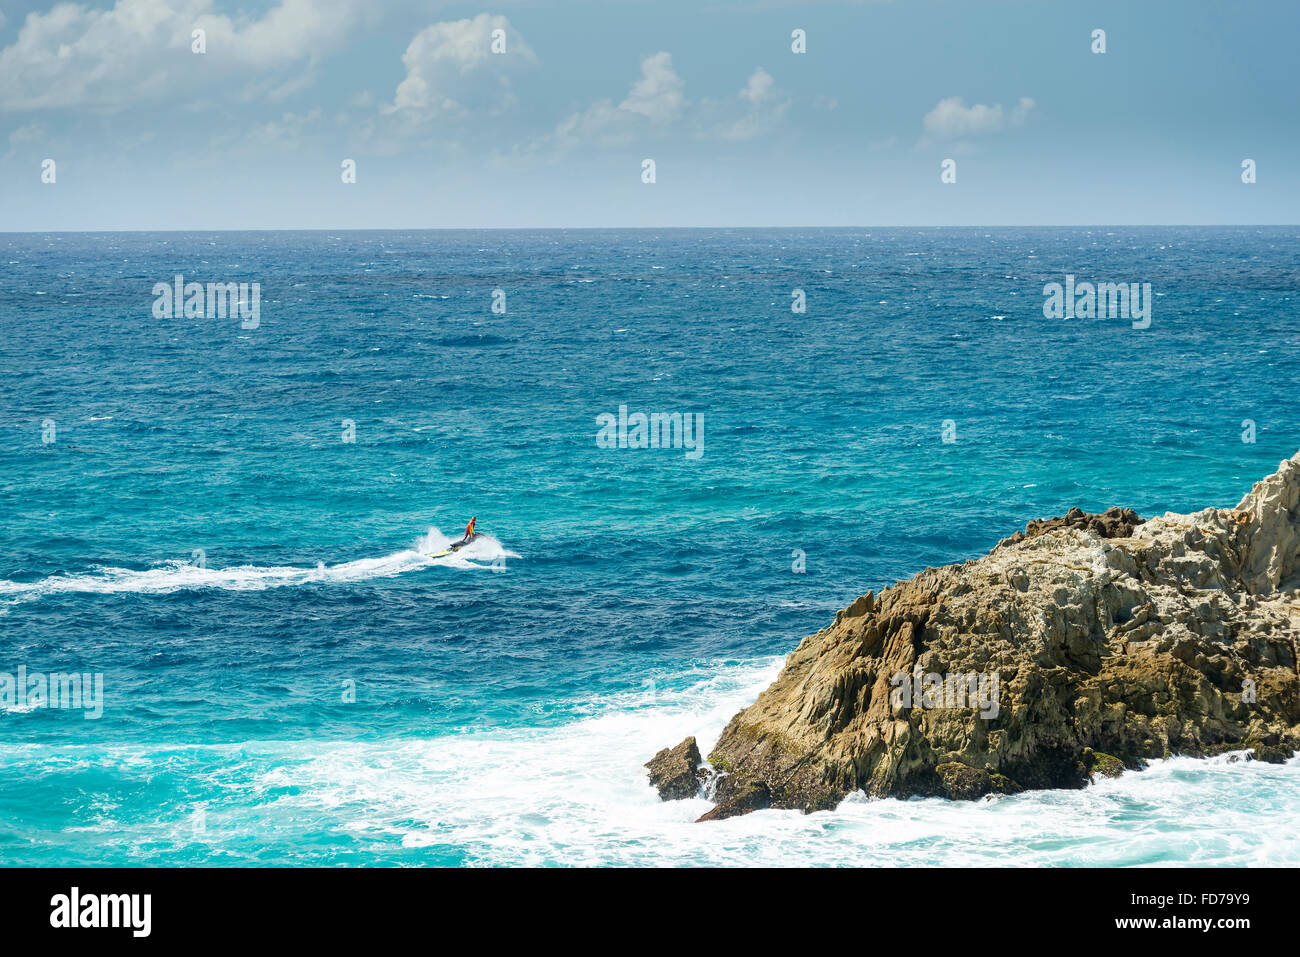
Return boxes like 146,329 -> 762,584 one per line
431,534 -> 478,558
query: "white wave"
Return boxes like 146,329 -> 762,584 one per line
0,528 -> 519,604
3,656 -> 1298,866
270,678 -> 1300,867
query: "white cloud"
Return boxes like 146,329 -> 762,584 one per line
549,56 -> 788,149
552,99 -> 630,146
710,66 -> 789,141
739,67 -> 774,106
246,107 -> 323,148
921,95 -> 1035,140
1010,96 -> 1036,124
203,0 -> 359,66
9,123 -> 44,146
384,13 -> 536,120
549,52 -> 685,148
0,0 -> 363,111
618,51 -> 684,122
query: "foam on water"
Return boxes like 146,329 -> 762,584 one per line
0,528 -> 518,606
2,657 -> 1296,866
267,665 -> 1300,867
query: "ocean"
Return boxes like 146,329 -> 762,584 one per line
1,226 -> 1297,866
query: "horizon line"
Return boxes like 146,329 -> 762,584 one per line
2,223 -> 1298,234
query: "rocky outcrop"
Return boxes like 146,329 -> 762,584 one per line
999,506 -> 1144,548
645,736 -> 703,801
656,453 -> 1300,821
935,762 -> 1023,800
696,776 -> 769,822
1082,748 -> 1125,780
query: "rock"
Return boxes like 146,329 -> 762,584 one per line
932,762 -> 1027,799
936,762 -> 993,799
989,772 -> 1023,794
667,452 -> 1300,820
1083,748 -> 1125,780
999,506 -> 1143,548
695,776 -> 771,822
645,736 -> 703,801
1247,742 -> 1290,764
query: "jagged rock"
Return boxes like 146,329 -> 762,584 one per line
989,771 -> 1023,794
696,776 -> 770,822
645,736 -> 703,801
653,452 -> 1300,820
1083,748 -> 1125,780
999,506 -> 1143,548
1247,742 -> 1290,764
936,762 -> 993,799
932,762 -> 1028,800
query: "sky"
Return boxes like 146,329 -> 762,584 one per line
0,0 -> 1296,229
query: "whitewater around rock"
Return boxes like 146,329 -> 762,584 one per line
651,452 -> 1300,820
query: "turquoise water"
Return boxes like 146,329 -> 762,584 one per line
1,227 -> 1297,866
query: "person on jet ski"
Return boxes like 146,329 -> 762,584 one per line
460,516 -> 477,545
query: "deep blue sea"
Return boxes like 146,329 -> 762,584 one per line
1,227 -> 1297,866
